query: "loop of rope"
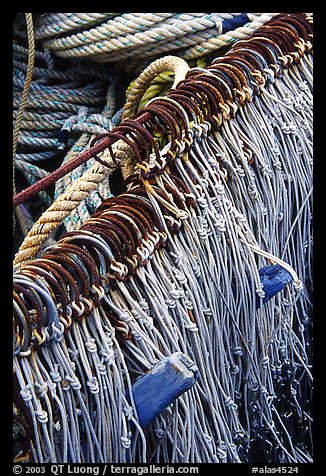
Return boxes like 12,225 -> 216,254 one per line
13,13 -> 313,464
122,56 -> 190,121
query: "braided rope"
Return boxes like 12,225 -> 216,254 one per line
179,12 -> 279,59
37,13 -> 269,62
13,141 -> 129,267
34,13 -> 120,39
122,56 -> 190,120
41,13 -> 176,49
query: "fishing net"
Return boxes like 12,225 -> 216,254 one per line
13,13 -> 313,465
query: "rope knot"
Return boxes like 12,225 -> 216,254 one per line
185,322 -> 198,332
233,210 -> 246,223
141,314 -> 154,328
85,339 -> 97,353
92,285 -> 105,301
65,375 -> 82,391
215,182 -> 226,195
121,435 -> 132,449
293,279 -> 303,292
35,381 -> 48,399
169,289 -> 181,299
130,309 -> 141,319
192,264 -> 201,277
232,346 -> 243,357
123,405 -> 134,421
224,396 -> 237,409
68,349 -> 79,361
20,385 -> 33,402
217,447 -> 227,460
50,365 -> 62,383
202,308 -> 212,317
213,215 -> 226,232
197,228 -> 208,240
98,363 -> 107,375
87,377 -> 99,394
259,163 -> 273,178
174,271 -> 187,284
256,287 -> 265,299
35,409 -> 48,424
111,262 -> 129,280
165,298 -> 176,309
230,364 -> 239,374
118,311 -> 133,323
101,350 -> 114,365
175,210 -> 189,220
71,300 -> 85,318
48,381 -> 57,395
139,299 -> 149,310
248,185 -> 258,199
260,386 -> 269,397
235,165 -> 245,177
132,330 -> 143,341
154,428 -> 165,438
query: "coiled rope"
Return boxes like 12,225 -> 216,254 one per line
34,13 -> 279,67
13,12 -> 313,464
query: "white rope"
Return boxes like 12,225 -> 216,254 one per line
34,13 -> 121,39
13,13 -> 313,464
36,13 -> 274,62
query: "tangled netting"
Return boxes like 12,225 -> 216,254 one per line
13,13 -> 313,464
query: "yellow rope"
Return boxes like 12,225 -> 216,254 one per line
124,56 -> 207,155
13,13 -> 35,237
125,57 -> 207,114
125,71 -> 175,152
